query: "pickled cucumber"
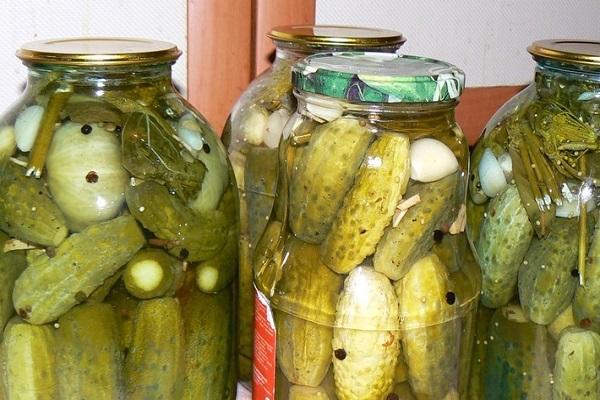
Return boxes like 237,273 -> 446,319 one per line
237,239 -> 253,380
467,305 -> 494,400
574,214 -> 600,332
321,133 -> 410,273
0,161 -> 68,246
195,226 -> 238,293
289,117 -> 372,243
126,180 -> 228,261
1,317 -> 58,400
56,303 -> 123,399
13,214 -> 145,325
482,305 -> 553,400
123,248 -> 184,299
254,220 -> 287,297
271,237 -> 344,326
333,267 -> 400,400
245,146 -> 278,248
374,173 -> 457,281
396,253 -> 460,400
87,269 -> 123,303
104,281 -> 139,352
289,385 -> 330,400
476,185 -> 534,308
0,232 -> 26,333
518,217 -> 580,325
180,285 -> 235,399
548,305 -> 576,341
124,297 -> 184,399
553,327 -> 600,399
276,311 -> 332,387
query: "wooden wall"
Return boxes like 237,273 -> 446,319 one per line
187,0 -> 523,144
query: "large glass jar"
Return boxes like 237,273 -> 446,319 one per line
467,40 -> 600,399
0,38 -> 237,399
221,25 -> 405,380
252,52 -> 479,400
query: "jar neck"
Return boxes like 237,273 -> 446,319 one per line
295,90 -> 457,133
273,45 -> 312,66
25,63 -> 174,94
534,60 -> 600,101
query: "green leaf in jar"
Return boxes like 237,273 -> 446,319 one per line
121,111 -> 205,200
63,99 -> 123,125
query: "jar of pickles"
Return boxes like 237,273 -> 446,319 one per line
0,38 -> 237,398
467,40 -> 600,399
252,52 -> 479,400
222,25 -> 405,379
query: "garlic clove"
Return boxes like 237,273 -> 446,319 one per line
304,95 -> 344,122
14,105 -> 44,152
177,114 -> 205,151
263,108 -> 291,149
0,125 -> 16,161
228,150 -> 246,189
556,182 -> 596,218
409,138 -> 459,183
497,152 -> 513,181
237,105 -> 269,146
478,148 -> 508,197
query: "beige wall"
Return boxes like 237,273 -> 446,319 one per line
316,0 -> 600,87
0,1 -> 187,111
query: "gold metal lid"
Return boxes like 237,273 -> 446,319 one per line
268,25 -> 405,48
17,37 -> 182,66
528,39 -> 600,67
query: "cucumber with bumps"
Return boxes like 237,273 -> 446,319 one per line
124,297 -> 185,399
553,327 -> 600,399
13,215 -> 145,325
518,217 -> 579,325
374,173 -> 457,281
396,253 -> 461,400
126,180 -> 228,261
180,285 -> 235,399
333,267 -> 400,400
476,185 -> 534,308
289,117 -> 372,243
1,317 -> 58,400
56,303 -> 123,399
0,161 -> 68,246
320,133 -> 410,274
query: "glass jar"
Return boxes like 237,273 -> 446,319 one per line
0,38 -> 237,399
467,40 -> 600,399
252,52 -> 479,400
221,25 -> 405,380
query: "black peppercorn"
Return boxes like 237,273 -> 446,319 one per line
81,124 -> 93,134
571,269 -> 580,278
446,291 -> 456,305
179,248 -> 190,260
334,348 -> 346,360
203,143 -> 211,154
433,229 -> 444,243
85,171 -> 99,183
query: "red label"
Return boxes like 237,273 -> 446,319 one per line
253,287 -> 276,400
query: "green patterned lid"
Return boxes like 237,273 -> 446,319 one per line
292,52 -> 465,103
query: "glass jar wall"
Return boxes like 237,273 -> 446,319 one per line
0,38 -> 237,399
221,25 -> 405,379
252,52 -> 479,400
467,40 -> 600,399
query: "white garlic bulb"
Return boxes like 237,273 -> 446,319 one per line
14,105 -> 44,152
410,138 -> 459,183
478,148 -> 508,197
